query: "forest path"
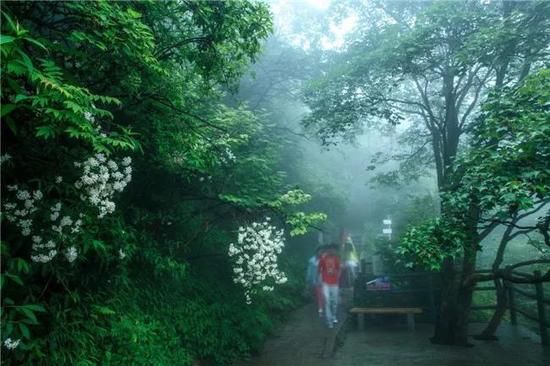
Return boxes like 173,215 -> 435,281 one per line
234,289 -> 353,366
235,297 -> 549,366
233,302 -> 334,366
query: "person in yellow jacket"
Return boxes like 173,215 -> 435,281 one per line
344,237 -> 359,285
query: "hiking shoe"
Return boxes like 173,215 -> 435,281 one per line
333,319 -> 338,325
318,309 -> 323,318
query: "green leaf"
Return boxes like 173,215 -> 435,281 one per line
25,304 -> 46,312
5,273 -> 23,286
19,323 -> 30,339
1,103 -> 16,117
0,34 -> 16,45
20,307 -> 38,323
22,36 -> 47,50
35,125 -> 56,139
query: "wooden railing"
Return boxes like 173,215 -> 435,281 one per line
355,269 -> 549,345
505,270 -> 549,346
471,269 -> 549,346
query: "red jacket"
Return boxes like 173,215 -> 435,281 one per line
318,254 -> 340,285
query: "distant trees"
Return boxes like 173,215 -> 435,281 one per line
303,0 -> 549,345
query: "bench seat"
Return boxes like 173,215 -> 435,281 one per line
349,307 -> 423,331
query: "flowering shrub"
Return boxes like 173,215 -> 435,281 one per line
228,218 -> 288,304
2,153 -> 132,266
74,154 -> 132,218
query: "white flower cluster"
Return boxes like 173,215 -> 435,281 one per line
74,154 -> 132,218
33,202 -> 83,264
51,207 -> 83,236
219,147 -> 236,165
2,186 -> 43,236
3,337 -> 21,350
228,218 -> 288,304
31,235 -> 57,263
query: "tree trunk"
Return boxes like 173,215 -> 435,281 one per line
475,278 -> 507,340
431,259 -> 460,345
432,197 -> 479,346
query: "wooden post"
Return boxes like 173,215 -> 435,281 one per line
358,313 -> 365,331
428,274 -> 437,322
506,280 -> 517,325
534,270 -> 548,346
406,313 -> 415,331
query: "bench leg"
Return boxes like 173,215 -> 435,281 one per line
358,313 -> 365,331
406,314 -> 415,331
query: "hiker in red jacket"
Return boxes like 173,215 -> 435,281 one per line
318,244 -> 341,328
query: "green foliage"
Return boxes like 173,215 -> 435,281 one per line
396,218 -> 465,271
396,69 -> 550,270
0,1 -> 324,364
453,69 -> 550,217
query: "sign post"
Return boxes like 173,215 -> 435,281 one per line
382,216 -> 392,241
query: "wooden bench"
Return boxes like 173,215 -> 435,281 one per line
350,307 -> 423,331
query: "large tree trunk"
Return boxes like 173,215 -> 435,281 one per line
432,185 -> 480,346
432,246 -> 477,346
431,259 -> 460,344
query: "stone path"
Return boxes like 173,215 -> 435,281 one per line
235,301 -> 549,366
336,322 -> 550,366
233,303 -> 335,366
234,289 -> 353,366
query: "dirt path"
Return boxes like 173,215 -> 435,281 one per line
233,303 -> 335,366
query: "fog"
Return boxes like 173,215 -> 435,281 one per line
232,0 -> 547,268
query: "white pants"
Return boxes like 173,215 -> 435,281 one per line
322,283 -> 339,326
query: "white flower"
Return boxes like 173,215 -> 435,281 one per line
31,248 -> 57,263
7,184 -> 18,191
65,246 -> 77,263
60,216 -> 73,227
55,176 -> 63,183
14,209 -> 28,217
122,157 -> 132,166
228,219 -> 287,304
3,202 -> 16,210
3,338 -> 21,350
0,154 -> 12,165
33,190 -> 43,200
16,190 -> 31,201
84,111 -> 95,123
119,249 -> 126,259
74,154 -> 132,219
107,160 -> 118,170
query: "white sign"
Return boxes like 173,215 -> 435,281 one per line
383,219 -> 392,225
383,228 -> 392,234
